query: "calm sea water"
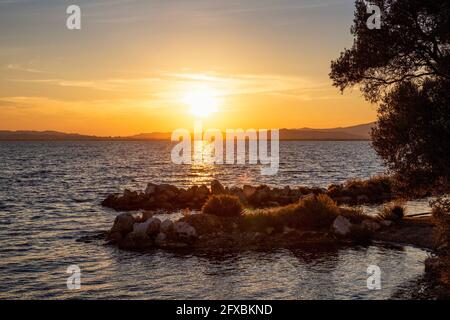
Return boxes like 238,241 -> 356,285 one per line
0,141 -> 431,299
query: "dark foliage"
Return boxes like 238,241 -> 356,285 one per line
330,0 -> 450,192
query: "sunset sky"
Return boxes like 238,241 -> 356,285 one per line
0,0 -> 377,136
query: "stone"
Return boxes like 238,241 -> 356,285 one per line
142,210 -> 154,221
357,195 -> 370,203
196,185 -> 210,200
380,220 -> 393,227
110,213 -> 135,235
174,221 -> 197,240
425,257 -> 442,273
243,185 -> 256,199
118,231 -> 153,250
331,215 -> 352,236
155,232 -> 167,245
178,189 -> 193,203
361,219 -> 381,232
106,231 -> 122,243
160,219 -> 174,234
211,180 -> 225,195
133,220 -> 151,235
132,217 -> 161,236
145,183 -> 157,195
147,217 -> 161,236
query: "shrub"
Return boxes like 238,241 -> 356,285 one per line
431,197 -> 450,249
202,194 -> 243,217
242,194 -> 353,232
377,201 -> 406,221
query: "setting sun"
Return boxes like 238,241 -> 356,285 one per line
182,86 -> 222,117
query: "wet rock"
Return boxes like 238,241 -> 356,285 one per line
181,214 -> 223,236
118,231 -> 154,250
331,216 -> 352,236
174,222 -> 197,241
106,231 -> 122,244
196,185 -> 210,200
155,232 -> 167,245
145,183 -> 157,195
243,185 -> 256,199
357,195 -> 370,203
178,189 -> 193,203
142,210 -> 154,221
147,218 -> 161,236
132,217 -> 161,237
211,180 -> 225,195
160,219 -> 174,234
361,219 -> 381,232
110,213 -> 135,235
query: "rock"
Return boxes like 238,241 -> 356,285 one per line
331,215 -> 352,236
361,219 -> 381,232
155,232 -> 167,245
118,231 -> 154,250
110,213 -> 135,235
211,180 -> 225,195
106,231 -> 122,243
142,210 -> 154,221
357,195 -> 370,203
178,189 -> 193,203
160,219 -> 174,234
196,185 -> 210,200
132,217 -> 161,236
147,218 -> 161,236
229,187 -> 247,204
133,220 -> 151,235
380,220 -> 393,227
145,183 -> 157,195
425,257 -> 442,273
173,221 -> 197,240
243,185 -> 256,199
181,214 -> 223,236
254,185 -> 271,203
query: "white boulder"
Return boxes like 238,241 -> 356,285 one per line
332,216 -> 352,236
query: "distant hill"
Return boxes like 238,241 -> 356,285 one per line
0,123 -> 374,141
279,123 -> 373,140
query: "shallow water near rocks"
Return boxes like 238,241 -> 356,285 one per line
0,141 -> 433,299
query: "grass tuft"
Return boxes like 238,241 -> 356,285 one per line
377,201 -> 406,221
202,194 -> 244,217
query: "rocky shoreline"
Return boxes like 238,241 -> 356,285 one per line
102,177 -> 396,212
101,180 -> 435,252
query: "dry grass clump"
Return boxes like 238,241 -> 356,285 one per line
202,194 -> 244,217
242,194 -> 365,232
377,201 -> 406,221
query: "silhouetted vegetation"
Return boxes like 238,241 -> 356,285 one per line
377,201 -> 406,221
202,194 -> 243,217
242,194 -> 367,232
330,0 -> 450,192
431,197 -> 450,248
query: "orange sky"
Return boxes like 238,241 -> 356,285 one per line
0,0 -> 377,136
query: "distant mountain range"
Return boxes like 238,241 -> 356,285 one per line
0,123 -> 374,141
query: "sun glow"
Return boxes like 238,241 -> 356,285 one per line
182,85 -> 221,117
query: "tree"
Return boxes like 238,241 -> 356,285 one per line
330,0 -> 450,192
